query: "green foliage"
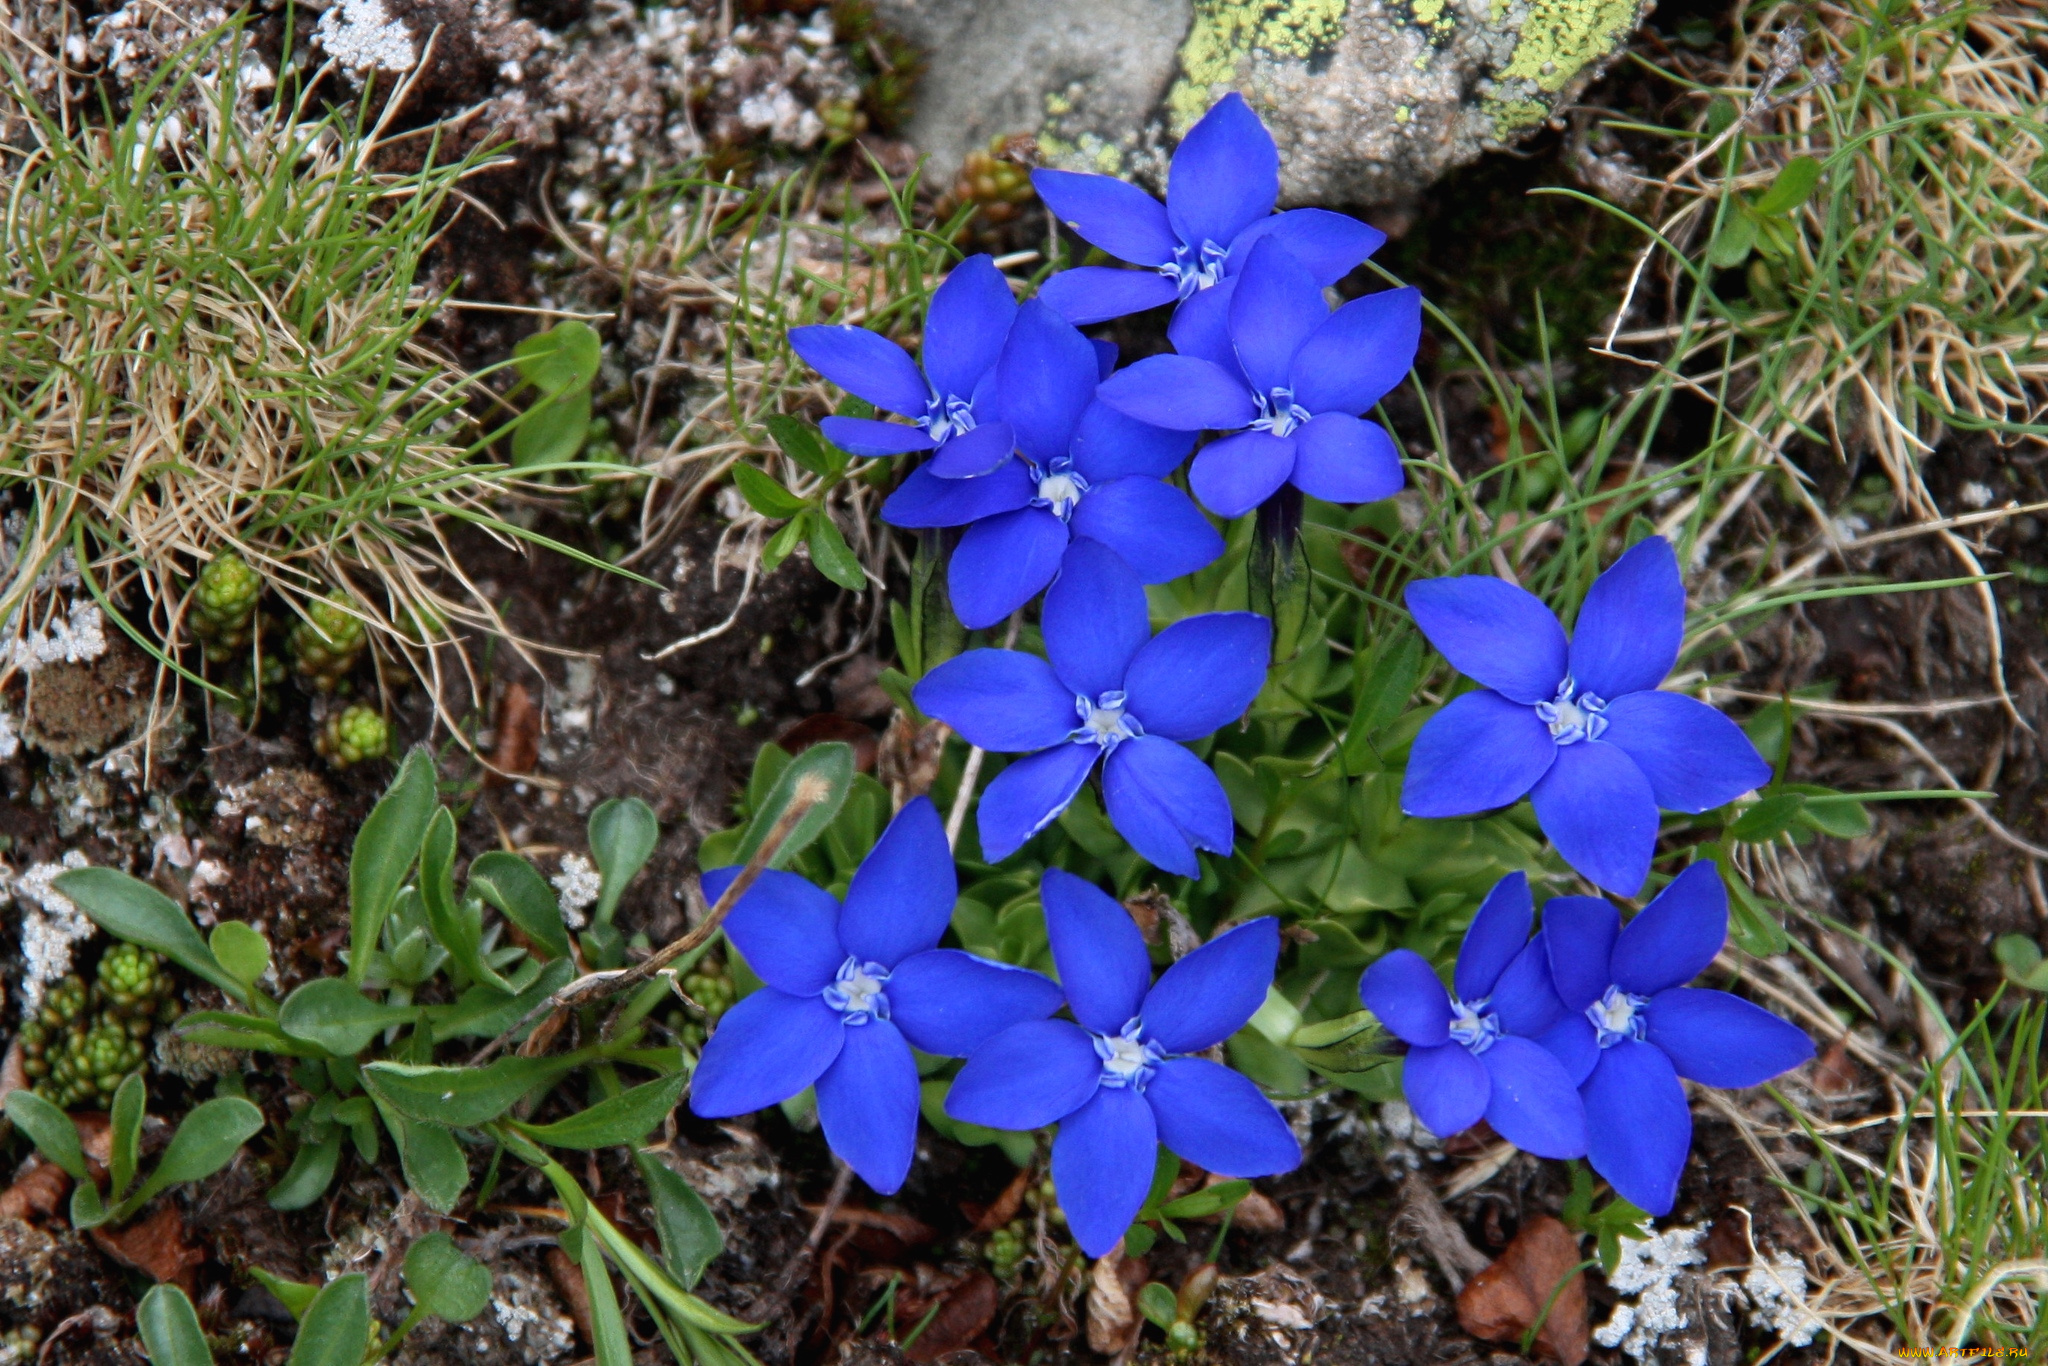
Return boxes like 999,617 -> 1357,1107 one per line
288,1275 -> 371,1366
137,1285 -> 215,1366
511,321 -> 603,469
403,1233 -> 493,1324
349,747 -> 440,984
511,1072 -> 689,1149
54,868 -> 252,1005
637,1152 -> 726,1290
1559,1161 -> 1654,1274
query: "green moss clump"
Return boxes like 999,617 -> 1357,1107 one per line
318,704 -> 391,768
190,551 -> 263,662
23,948 -> 177,1109
289,593 -> 367,691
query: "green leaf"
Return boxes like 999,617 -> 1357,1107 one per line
362,1055 -> 579,1127
70,1180 -> 106,1230
733,741 -> 855,871
512,1072 -> 688,1149
269,1127 -> 345,1211
1344,631 -> 1421,768
588,798 -> 660,928
418,809 -> 509,993
1787,786 -> 1874,838
350,748 -> 439,985
1137,1282 -> 1178,1332
469,851 -> 571,962
4,1089 -> 88,1179
806,515 -> 867,591
1289,1008 -> 1394,1076
110,1072 -> 144,1202
1728,791 -> 1806,843
1996,935 -> 2048,991
1706,207 -> 1759,268
764,414 -> 841,478
1722,860 -> 1789,956
635,1152 -> 724,1289
1160,1180 -> 1249,1221
513,387 -> 593,468
374,1099 -> 471,1213
286,1275 -> 371,1366
121,1098 -> 264,1215
209,921 -> 271,992
279,978 -> 416,1056
137,1285 -> 215,1366
431,958 -> 576,1042
248,1268 -> 320,1320
761,514 -> 807,573
52,867 -> 245,1001
576,1226 -> 636,1366
1752,155 -> 1822,216
731,463 -> 809,518
1122,1223 -> 1157,1257
513,320 -> 603,395
404,1231 -> 493,1323
1139,1150 -> 1181,1217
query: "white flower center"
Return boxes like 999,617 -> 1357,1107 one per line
1032,463 -> 1089,520
1072,690 -> 1142,751
1587,984 -> 1649,1048
1447,996 -> 1502,1054
1536,676 -> 1609,745
822,956 -> 891,1024
1251,386 -> 1313,439
1160,239 -> 1230,298
1093,1019 -> 1163,1090
921,393 -> 978,444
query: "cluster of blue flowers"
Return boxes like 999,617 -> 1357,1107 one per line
686,93 -> 1815,1257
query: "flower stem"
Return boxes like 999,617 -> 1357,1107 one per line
1249,484 -> 1310,663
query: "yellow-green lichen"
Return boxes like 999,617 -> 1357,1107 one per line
1167,0 -> 1350,131
1410,0 -> 1445,24
1497,0 -> 1642,91
1484,96 -> 1550,136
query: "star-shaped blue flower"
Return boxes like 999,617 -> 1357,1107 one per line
946,869 -> 1300,1257
1532,861 -> 1814,1214
1032,92 -> 1386,327
1359,872 -> 1588,1159
1400,535 -> 1775,896
688,797 -> 1063,1194
881,300 -> 1223,628
788,254 -> 1019,477
912,540 -> 1270,875
1092,238 -> 1419,517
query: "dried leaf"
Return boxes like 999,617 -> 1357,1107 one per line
1085,1245 -> 1146,1356
969,1167 -> 1032,1234
489,682 -> 542,781
89,1202 -> 204,1289
802,1203 -> 936,1245
0,1157 -> 70,1221
545,1246 -> 594,1343
902,1267 -> 997,1362
1455,1215 -> 1588,1366
773,714 -> 878,772
1810,1037 -> 1859,1097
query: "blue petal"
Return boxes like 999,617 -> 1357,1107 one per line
1611,860 -> 1727,996
1121,612 -> 1271,741
1165,276 -> 1238,370
1478,1036 -> 1588,1159
927,420 -> 1018,479
977,744 -> 1099,862
1583,1038 -> 1691,1216
1052,1084 -> 1159,1259
1227,237 -> 1330,395
788,326 -> 929,416
881,460 -> 1034,529
1228,208 -> 1387,286
1403,1041 -> 1489,1141
888,950 -> 1065,1057
1166,92 -> 1279,254
1400,690 -> 1557,817
689,989 -> 844,1118
1531,741 -> 1659,897
703,867 -> 844,996
1070,401 -> 1198,482
1041,866 -> 1154,1034
1097,355 -> 1257,432
1042,538 -> 1150,698
1141,918 -> 1279,1054
1037,267 -> 1181,326
1070,479 -> 1225,584
820,416 -> 935,457
1490,938 -> 1569,1038
1032,170 -> 1178,266
1189,429 -> 1296,518
1569,536 -> 1683,701
814,1018 -> 920,1194
1645,988 -> 1815,1088
1146,1057 -> 1301,1175
912,649 -> 1075,751
1540,897 -> 1620,1013
1102,736 -> 1234,875
1092,340 -> 1119,380
1359,949 -> 1453,1047
945,1017 -> 1102,1129
1289,413 -> 1403,505
1288,287 -> 1423,417
1455,871 -> 1534,1004
1601,692 -> 1773,813
1404,575 -> 1568,705
923,254 -> 1018,401
949,507 -> 1070,629
996,300 -> 1101,467
1534,1012 -> 1599,1085
838,796 -> 953,969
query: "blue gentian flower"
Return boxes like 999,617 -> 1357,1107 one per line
1359,872 -> 1587,1159
946,869 -> 1300,1257
1032,93 -> 1386,327
882,300 -> 1223,628
912,540 -> 1270,875
1400,536 -> 1775,896
788,254 -> 1019,477
1532,862 -> 1814,1214
689,797 -> 1063,1193
1093,238 -> 1420,517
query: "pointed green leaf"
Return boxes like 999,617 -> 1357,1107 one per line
350,748 -> 439,985
764,414 -> 841,478
404,1231 -> 493,1323
362,1055 -> 580,1127
1160,1179 -> 1249,1221
1752,155 -> 1822,216
4,1089 -> 88,1179
761,514 -> 807,573
52,868 -> 245,1001
279,977 -> 416,1056
731,463 -> 809,519
269,1126 -> 345,1211
286,1275 -> 371,1366
733,741 -> 855,871
634,1152 -> 724,1289
430,958 -> 576,1042
121,1098 -> 264,1215
248,1268 -> 320,1320
588,798 -> 659,928
512,1071 -> 687,1150
372,1099 -> 471,1213
137,1285 -> 216,1366
577,1227 -> 636,1366
110,1072 -> 145,1201
806,515 -> 867,591
469,851 -> 571,961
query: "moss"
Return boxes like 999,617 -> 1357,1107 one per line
1168,0 -> 1350,131
1486,96 -> 1550,137
1499,0 -> 1643,92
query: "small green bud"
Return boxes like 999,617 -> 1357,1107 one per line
289,592 -> 368,690
317,704 -> 391,768
1166,1320 -> 1201,1354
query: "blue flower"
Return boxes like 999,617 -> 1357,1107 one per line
1532,862 -> 1814,1214
788,254 -> 1019,477
912,540 -> 1270,875
946,869 -> 1300,1257
1092,238 -> 1420,517
1032,93 -> 1386,327
881,300 -> 1223,628
688,797 -> 1064,1193
1400,536 -> 1775,896
1359,872 -> 1588,1159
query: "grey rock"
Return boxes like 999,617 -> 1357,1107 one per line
876,0 -> 1651,207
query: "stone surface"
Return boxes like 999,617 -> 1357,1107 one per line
877,0 -> 1651,206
